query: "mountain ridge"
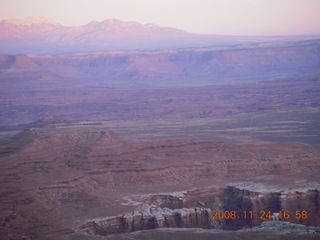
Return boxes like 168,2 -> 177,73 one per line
1,17 -> 320,54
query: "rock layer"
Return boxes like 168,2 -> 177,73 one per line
1,129 -> 319,239
80,184 -> 320,236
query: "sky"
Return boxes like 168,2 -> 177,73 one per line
1,0 -> 320,36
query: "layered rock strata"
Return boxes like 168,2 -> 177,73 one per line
1,129 -> 320,239
80,184 -> 320,236
80,207 -> 212,236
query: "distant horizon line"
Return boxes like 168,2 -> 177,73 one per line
2,16 -> 320,38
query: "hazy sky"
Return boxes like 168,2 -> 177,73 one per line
1,0 -> 320,36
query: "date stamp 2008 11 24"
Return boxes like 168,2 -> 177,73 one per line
212,210 -> 308,220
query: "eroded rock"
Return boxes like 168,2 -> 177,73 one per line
80,184 -> 320,236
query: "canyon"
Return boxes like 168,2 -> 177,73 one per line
0,17 -> 319,239
0,128 -> 320,239
0,40 -> 319,127
1,40 -> 319,88
80,184 -> 320,236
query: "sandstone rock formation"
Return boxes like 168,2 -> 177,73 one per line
0,129 -> 319,239
1,40 -> 319,87
80,184 -> 320,236
1,41 -> 319,127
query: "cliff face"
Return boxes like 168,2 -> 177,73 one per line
80,185 -> 320,236
1,40 -> 319,87
281,189 -> 320,226
80,207 -> 213,235
1,129 -> 320,239
1,40 -> 319,127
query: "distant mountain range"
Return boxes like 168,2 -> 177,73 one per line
1,17 -> 320,54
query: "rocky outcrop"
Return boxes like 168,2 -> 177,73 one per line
280,189 -> 320,226
80,184 -> 320,236
80,207 -> 212,235
1,128 -> 320,239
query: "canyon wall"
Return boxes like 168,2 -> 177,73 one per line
1,40 -> 319,127
1,129 -> 319,239
80,185 -> 320,236
1,40 -> 319,88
